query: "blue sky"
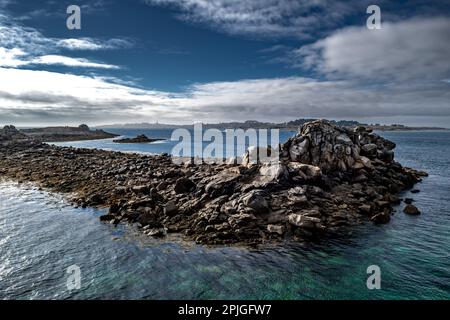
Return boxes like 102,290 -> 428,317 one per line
0,0 -> 449,126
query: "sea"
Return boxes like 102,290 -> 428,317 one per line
0,129 -> 449,299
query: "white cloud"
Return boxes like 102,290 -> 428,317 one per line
144,0 -> 371,39
57,38 -> 134,51
1,67 -> 449,126
0,47 -> 27,67
0,13 -> 53,54
0,67 -> 176,124
57,39 -> 105,51
146,0 -> 450,39
293,17 -> 450,81
0,12 -> 130,69
30,55 -> 120,69
1,2 -> 449,127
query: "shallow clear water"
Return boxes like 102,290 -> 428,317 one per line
51,128 -> 294,157
1,130 -> 449,299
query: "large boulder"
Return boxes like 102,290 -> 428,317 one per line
252,161 -> 288,187
174,177 -> 196,194
288,213 -> 323,230
0,125 -> 30,142
403,204 -> 421,215
281,120 -> 359,173
240,189 -> 270,214
281,120 -> 398,173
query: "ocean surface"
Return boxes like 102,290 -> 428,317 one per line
0,129 -> 449,299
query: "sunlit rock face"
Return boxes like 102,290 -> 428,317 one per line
281,120 -> 396,173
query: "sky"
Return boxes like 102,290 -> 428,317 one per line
0,0 -> 449,127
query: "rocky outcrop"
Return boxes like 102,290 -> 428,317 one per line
113,134 -> 163,144
0,120 -> 427,246
20,125 -> 119,142
0,125 -> 41,148
1,125 -> 28,141
403,204 -> 421,215
281,120 -> 396,174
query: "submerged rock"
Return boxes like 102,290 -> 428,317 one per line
403,204 -> 421,215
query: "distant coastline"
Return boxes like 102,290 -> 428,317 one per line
19,124 -> 119,142
10,120 -> 448,144
95,119 -> 449,132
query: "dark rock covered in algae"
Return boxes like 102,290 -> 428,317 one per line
0,120 -> 427,246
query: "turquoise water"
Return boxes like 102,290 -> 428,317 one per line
0,130 -> 449,299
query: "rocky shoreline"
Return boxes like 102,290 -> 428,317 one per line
20,124 -> 118,142
0,120 -> 427,246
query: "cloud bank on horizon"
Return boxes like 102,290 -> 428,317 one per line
0,0 -> 449,127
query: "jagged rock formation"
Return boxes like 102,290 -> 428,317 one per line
0,120 -> 427,245
281,120 -> 395,173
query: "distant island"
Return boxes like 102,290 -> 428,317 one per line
96,118 -> 449,131
20,124 -> 119,142
113,134 -> 164,144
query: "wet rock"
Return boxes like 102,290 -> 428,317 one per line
288,213 -> 321,229
100,214 -> 115,222
109,203 -> 120,214
146,228 -> 166,237
403,204 -> 421,215
137,211 -> 157,226
86,193 -> 104,205
370,212 -> 391,224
